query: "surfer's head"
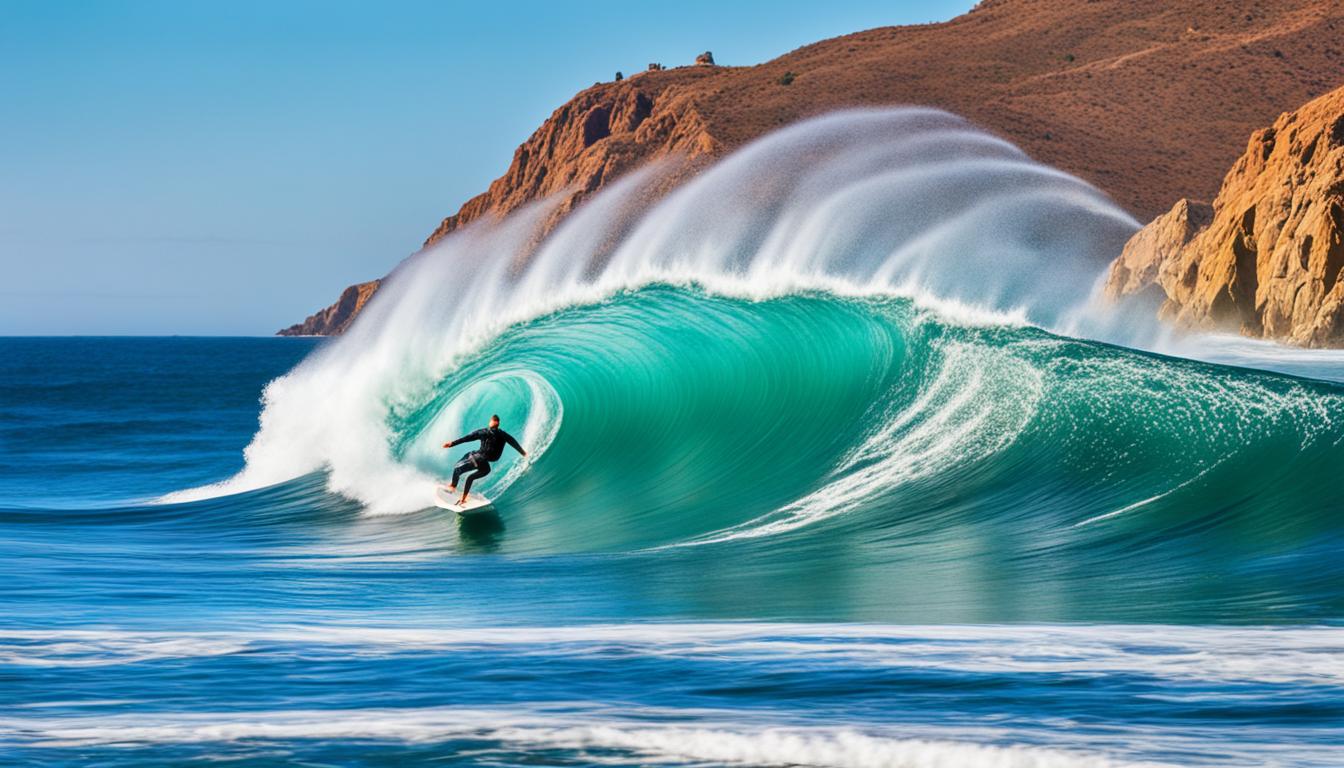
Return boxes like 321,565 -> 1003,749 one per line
489,414 -> 500,428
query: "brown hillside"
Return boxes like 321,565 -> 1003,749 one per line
281,0 -> 1344,335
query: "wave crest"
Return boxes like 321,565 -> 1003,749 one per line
173,108 -> 1139,512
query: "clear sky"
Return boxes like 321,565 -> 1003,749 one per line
1,0 -> 973,335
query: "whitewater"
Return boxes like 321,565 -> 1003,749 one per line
3,108 -> 1342,767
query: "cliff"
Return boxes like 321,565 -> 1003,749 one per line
278,280 -> 380,336
421,71 -> 722,247
281,0 -> 1344,335
1105,85 -> 1344,346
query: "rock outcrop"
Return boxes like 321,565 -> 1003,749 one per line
1105,85 -> 1344,346
1106,199 -> 1215,304
278,280 -> 381,336
420,71 -> 721,248
282,0 -> 1344,335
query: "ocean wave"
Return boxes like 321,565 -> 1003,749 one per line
0,707 -> 1176,767
137,110 -> 1344,617
165,108 -> 1139,512
5,623 -> 1341,685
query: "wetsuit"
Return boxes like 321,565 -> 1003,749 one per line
447,427 -> 525,496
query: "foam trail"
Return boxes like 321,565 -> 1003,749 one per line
0,708 -> 1173,767
6,623 -> 1340,684
1074,458 -> 1227,528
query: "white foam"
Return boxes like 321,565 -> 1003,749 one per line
4,623 -> 1340,686
4,624 -> 1339,766
0,630 -> 248,667
0,706 -> 1172,767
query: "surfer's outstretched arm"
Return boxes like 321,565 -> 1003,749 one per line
443,428 -> 487,449
503,431 -> 526,457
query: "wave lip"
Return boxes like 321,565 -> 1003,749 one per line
176,107 -> 1141,514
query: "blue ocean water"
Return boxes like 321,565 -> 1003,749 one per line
5,109 -> 1343,767
2,314 -> 1342,768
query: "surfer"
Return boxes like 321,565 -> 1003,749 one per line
442,415 -> 527,505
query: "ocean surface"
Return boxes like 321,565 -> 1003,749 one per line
4,109 -> 1344,766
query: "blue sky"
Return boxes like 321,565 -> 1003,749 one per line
0,0 -> 973,334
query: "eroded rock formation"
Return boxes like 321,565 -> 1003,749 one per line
420,73 -> 721,249
1105,85 -> 1344,346
278,280 -> 381,337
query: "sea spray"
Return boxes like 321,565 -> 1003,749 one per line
173,108 -> 1143,512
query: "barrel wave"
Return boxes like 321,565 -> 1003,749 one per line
151,108 -> 1344,622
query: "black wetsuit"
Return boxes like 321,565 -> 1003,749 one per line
448,427 -> 525,496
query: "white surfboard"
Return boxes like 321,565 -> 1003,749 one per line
433,486 -> 496,515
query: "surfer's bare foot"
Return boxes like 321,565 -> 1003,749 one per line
458,495 -> 469,505
446,484 -> 456,493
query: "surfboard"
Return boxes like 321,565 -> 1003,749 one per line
433,486 -> 496,515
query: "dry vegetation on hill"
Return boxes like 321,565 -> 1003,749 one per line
281,0 -> 1344,336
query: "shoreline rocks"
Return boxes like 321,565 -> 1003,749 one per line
1105,86 -> 1344,347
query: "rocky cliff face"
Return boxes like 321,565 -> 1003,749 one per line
1106,199 -> 1215,304
420,70 -> 722,249
278,280 -> 381,336
1105,86 -> 1344,346
282,0 -> 1344,335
